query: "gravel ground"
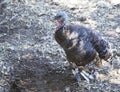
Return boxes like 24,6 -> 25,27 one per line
0,0 -> 120,92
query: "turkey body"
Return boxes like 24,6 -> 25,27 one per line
55,24 -> 111,66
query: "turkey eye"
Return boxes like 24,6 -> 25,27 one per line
58,15 -> 61,18
56,15 -> 62,19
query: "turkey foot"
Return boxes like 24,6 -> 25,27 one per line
72,68 -> 81,82
70,62 -> 94,82
72,67 -> 95,83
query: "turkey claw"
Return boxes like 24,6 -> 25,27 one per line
72,69 -> 81,82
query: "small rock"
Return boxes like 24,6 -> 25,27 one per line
115,27 -> 120,33
70,7 -> 78,10
96,1 -> 112,8
78,17 -> 87,22
65,86 -> 71,92
117,69 -> 120,74
50,2 -> 59,6
0,86 -> 5,92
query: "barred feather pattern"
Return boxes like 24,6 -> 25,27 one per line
64,25 -> 111,61
89,32 -> 111,61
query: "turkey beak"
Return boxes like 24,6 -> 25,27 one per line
53,15 -> 58,21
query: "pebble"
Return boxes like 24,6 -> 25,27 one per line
96,1 -> 112,8
65,86 -> 71,92
78,17 -> 87,22
115,27 -> 120,33
117,69 -> 120,74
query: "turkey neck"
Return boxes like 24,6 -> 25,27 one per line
55,22 -> 67,48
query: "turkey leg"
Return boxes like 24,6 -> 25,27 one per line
70,62 -> 93,82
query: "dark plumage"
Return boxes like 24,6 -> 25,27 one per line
54,12 -> 112,81
55,25 -> 97,66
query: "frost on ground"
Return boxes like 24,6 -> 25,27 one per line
0,0 -> 120,92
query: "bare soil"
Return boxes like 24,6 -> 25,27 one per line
0,0 -> 120,92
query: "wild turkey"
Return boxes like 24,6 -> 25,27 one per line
53,12 -> 112,82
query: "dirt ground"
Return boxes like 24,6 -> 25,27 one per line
0,0 -> 120,92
